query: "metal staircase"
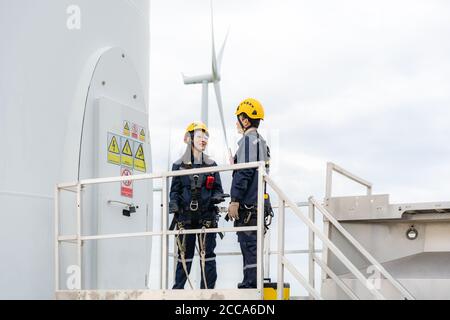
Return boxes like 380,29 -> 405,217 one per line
54,162 -> 414,300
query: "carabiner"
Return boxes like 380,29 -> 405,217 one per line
190,200 -> 199,211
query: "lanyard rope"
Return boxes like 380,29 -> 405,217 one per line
175,227 -> 194,289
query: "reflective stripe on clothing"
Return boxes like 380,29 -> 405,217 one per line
243,263 -> 257,270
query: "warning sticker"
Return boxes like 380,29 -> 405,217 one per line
139,127 -> 146,142
120,137 -> 134,168
121,167 -> 133,198
133,141 -> 146,172
107,133 -> 121,166
123,121 -> 130,137
131,123 -> 139,139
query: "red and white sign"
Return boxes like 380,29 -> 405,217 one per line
121,167 -> 133,198
131,123 -> 139,139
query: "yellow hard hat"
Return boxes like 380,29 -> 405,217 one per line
185,121 -> 209,135
235,98 -> 265,120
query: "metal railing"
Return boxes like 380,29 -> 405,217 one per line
322,162 -> 373,284
54,161 -> 414,300
265,162 -> 414,300
55,161 -> 267,298
167,201 -> 319,284
310,197 -> 414,300
325,162 -> 372,199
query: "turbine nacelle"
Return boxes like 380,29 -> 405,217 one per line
182,73 -> 218,85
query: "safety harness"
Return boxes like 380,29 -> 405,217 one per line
173,154 -> 218,289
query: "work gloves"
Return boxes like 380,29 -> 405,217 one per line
211,193 -> 230,204
169,201 -> 179,214
227,202 -> 240,221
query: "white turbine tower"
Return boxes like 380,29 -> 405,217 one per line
182,0 -> 232,159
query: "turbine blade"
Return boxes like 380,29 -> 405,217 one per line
211,0 -> 219,80
217,28 -> 229,72
213,81 -> 230,155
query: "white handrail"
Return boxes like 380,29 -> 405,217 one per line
58,162 -> 263,188
326,162 -> 372,199
310,197 -> 415,300
313,254 -> 359,300
57,226 -> 259,241
55,161 -> 267,297
265,175 -> 386,300
55,159 -> 413,300
282,256 -> 322,300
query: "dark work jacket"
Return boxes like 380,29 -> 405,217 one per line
230,129 -> 270,206
169,152 -> 224,222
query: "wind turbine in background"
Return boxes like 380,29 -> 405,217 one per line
182,0 -> 232,160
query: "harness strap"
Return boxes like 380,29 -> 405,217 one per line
175,227 -> 193,289
194,226 -> 209,289
184,164 -> 215,213
238,205 -> 273,233
199,227 -> 208,289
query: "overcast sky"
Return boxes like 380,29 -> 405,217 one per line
147,0 -> 450,291
149,0 -> 450,204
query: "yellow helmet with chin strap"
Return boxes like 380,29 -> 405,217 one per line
235,98 -> 265,120
185,121 -> 209,135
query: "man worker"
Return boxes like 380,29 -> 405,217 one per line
169,121 -> 228,289
227,98 -> 272,289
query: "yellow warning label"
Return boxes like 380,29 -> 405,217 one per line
134,143 -> 146,172
107,134 -> 121,166
123,121 -> 130,136
109,136 -> 120,153
122,140 -> 132,156
139,128 -> 146,142
121,138 -> 133,167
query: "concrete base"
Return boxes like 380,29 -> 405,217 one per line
55,289 -> 261,300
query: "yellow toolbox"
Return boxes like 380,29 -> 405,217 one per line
263,278 -> 290,300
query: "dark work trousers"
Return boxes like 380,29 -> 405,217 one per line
238,240 -> 257,288
236,213 -> 257,289
173,229 -> 217,289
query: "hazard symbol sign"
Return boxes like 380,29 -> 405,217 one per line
123,121 -> 130,137
107,133 -> 121,166
121,137 -> 134,168
139,127 -> 146,142
133,142 -> 146,172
